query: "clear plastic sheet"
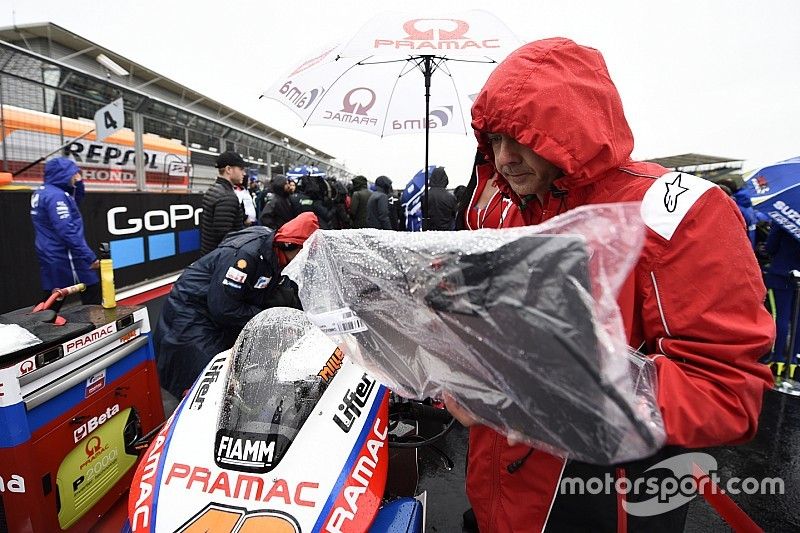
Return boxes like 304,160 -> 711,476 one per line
0,323 -> 42,356
284,203 -> 665,464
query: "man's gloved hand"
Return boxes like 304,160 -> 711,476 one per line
265,276 -> 302,310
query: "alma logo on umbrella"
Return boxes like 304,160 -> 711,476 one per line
392,105 -> 453,131
279,80 -> 323,110
403,18 -> 470,41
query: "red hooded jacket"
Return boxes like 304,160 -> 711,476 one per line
274,212 -> 319,266
466,38 -> 774,532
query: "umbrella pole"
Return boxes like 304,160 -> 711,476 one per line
423,55 -> 432,231
786,271 -> 800,375
776,270 -> 800,395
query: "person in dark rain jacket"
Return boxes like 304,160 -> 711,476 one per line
366,175 -> 393,229
260,175 -> 295,230
349,175 -> 372,228
155,212 -> 319,400
30,157 -> 100,304
426,166 -> 457,230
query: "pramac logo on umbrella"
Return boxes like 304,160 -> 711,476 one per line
341,88 -> 376,115
322,88 -> 378,126
404,18 -> 470,41
375,18 -> 500,50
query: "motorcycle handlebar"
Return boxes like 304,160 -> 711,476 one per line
394,401 -> 453,424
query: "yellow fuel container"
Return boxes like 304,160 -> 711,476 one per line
98,242 -> 116,308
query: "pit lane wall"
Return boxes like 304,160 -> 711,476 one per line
0,189 -> 202,313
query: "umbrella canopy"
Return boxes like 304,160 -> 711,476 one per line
262,9 -> 521,228
743,157 -> 800,243
285,164 -> 326,179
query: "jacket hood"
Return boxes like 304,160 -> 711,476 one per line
44,157 -> 80,191
375,175 -> 393,193
352,175 -> 368,190
220,226 -> 273,249
430,167 -> 449,188
274,211 -> 319,247
471,38 -> 634,199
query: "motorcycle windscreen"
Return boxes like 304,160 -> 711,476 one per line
214,309 -> 336,474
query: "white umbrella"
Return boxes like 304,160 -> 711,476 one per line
262,9 -> 522,228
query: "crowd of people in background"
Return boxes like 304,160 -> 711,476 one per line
225,164 -> 463,234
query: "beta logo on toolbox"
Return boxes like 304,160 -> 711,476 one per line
65,323 -> 116,355
74,403 -> 119,443
333,373 -> 376,433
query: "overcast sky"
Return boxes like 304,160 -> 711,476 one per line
2,0 -> 798,187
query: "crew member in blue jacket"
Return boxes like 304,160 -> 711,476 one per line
765,224 -> 800,363
733,188 -> 770,248
30,157 -> 100,305
154,212 -> 319,402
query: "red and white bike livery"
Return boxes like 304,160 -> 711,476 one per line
128,308 -> 423,533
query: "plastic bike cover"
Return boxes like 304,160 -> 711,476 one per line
284,203 -> 666,464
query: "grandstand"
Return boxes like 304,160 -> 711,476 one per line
645,153 -> 744,187
0,22 -> 352,191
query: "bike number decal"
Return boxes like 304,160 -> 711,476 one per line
177,503 -> 300,533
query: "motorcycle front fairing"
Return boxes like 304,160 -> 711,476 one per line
128,308 -> 391,533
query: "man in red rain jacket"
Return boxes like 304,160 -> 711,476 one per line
448,37 -> 775,532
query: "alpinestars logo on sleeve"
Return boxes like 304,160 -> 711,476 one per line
663,174 -> 689,212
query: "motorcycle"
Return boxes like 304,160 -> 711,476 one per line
127,307 -> 453,533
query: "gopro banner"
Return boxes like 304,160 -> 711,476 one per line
0,190 -> 203,313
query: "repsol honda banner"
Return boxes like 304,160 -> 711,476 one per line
0,190 -> 202,313
1,105 -> 190,191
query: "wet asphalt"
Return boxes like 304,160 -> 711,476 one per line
417,389 -> 800,532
